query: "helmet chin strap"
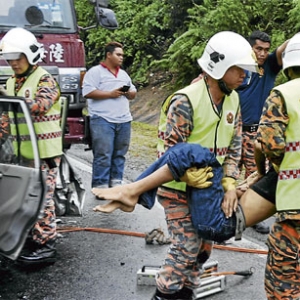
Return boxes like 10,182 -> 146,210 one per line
16,64 -> 34,78
218,79 -> 232,95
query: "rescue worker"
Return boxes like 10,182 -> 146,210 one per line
0,27 -> 62,265
255,32 -> 300,300
93,31 -> 258,300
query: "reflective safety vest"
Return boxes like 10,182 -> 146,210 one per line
157,79 -> 240,191
6,67 -> 62,160
274,78 -> 300,211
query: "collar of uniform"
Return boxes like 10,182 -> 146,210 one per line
13,65 -> 38,79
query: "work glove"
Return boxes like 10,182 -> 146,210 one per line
221,177 -> 236,192
180,166 -> 213,189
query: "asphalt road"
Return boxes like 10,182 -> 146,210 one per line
0,148 -> 274,300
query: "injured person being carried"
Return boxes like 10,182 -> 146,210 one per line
91,143 -> 276,243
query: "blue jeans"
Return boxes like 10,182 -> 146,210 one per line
136,143 -> 237,243
90,115 -> 131,188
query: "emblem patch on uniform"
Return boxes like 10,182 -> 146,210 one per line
226,111 -> 234,124
24,88 -> 31,98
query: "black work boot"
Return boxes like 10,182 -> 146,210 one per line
252,221 -> 270,234
17,239 -> 57,265
151,287 -> 194,300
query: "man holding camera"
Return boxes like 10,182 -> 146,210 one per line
83,41 -> 137,190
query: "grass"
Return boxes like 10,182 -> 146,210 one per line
129,121 -> 158,163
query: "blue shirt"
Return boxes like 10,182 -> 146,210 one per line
236,50 -> 281,125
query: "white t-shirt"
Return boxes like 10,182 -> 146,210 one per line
82,64 -> 136,123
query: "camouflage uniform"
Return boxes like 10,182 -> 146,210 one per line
155,94 -> 241,294
257,90 -> 300,299
0,65 -> 61,245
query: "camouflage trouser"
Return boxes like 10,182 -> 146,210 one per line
239,130 -> 257,179
31,157 -> 61,245
265,220 -> 300,299
156,187 -> 213,294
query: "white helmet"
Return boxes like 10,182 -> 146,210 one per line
197,31 -> 258,80
0,27 -> 44,65
282,33 -> 300,75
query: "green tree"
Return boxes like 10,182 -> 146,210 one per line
75,0 -> 298,88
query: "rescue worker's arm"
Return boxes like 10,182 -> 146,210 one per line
164,95 -> 193,150
0,111 -> 9,144
24,74 -> 60,117
256,90 -> 288,167
254,140 -> 267,176
0,85 -> 8,144
221,109 -> 242,218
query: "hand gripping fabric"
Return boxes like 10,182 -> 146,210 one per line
180,166 -> 213,189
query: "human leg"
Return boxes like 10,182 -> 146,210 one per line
241,131 -> 270,233
109,121 -> 131,187
93,164 -> 173,212
92,143 -> 215,212
154,188 -> 212,298
90,116 -> 114,188
264,220 -> 300,300
238,166 -> 277,229
241,131 -> 258,179
18,157 -> 61,264
239,190 -> 275,227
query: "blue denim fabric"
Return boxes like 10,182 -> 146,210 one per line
136,143 -> 236,242
90,115 -> 131,188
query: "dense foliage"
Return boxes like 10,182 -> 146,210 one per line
75,0 -> 300,89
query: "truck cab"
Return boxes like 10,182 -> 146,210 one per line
0,0 -> 117,148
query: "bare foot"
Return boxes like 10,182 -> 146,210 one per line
93,201 -> 135,213
92,185 -> 139,207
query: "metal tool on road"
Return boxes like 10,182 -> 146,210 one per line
137,260 -> 226,298
137,260 -> 254,299
194,275 -> 226,299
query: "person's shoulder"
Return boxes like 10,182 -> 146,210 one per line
119,68 -> 130,75
86,64 -> 103,72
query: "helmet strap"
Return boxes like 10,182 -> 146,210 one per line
218,79 -> 232,95
16,64 -> 34,78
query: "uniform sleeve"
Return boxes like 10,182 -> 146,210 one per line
268,50 -> 282,75
256,90 -> 288,165
0,111 -> 9,144
222,107 -> 242,180
164,95 -> 193,150
25,74 -> 60,117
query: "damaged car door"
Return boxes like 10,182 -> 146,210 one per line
0,96 -> 46,260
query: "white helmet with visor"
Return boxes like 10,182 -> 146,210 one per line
0,27 -> 44,65
282,32 -> 300,77
197,31 -> 259,80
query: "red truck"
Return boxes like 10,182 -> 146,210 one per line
0,0 -> 117,148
